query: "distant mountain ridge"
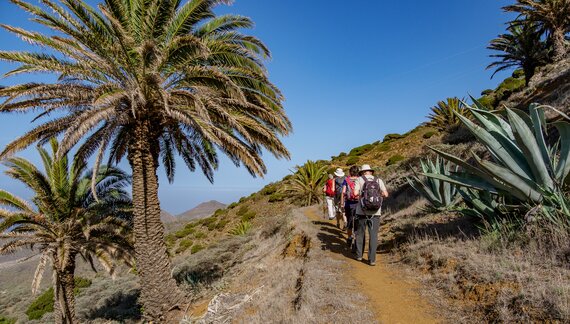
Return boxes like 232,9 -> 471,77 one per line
176,200 -> 226,222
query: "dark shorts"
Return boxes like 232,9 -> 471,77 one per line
344,201 -> 358,230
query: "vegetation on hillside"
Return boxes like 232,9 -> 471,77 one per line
285,160 -> 328,206
424,97 -> 468,132
0,140 -> 133,323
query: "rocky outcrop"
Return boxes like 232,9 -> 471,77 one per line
502,58 -> 570,119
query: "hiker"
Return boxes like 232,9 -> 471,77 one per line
354,164 -> 388,266
323,174 -> 336,220
341,166 -> 360,249
333,168 -> 346,228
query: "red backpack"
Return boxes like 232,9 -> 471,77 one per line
345,177 -> 359,201
325,179 -> 335,197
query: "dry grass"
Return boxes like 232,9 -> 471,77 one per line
179,208 -> 375,323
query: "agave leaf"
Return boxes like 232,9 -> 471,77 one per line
407,177 -> 440,205
507,109 -> 554,190
553,121 -> 570,182
474,154 -> 543,203
529,103 -> 553,174
456,113 -> 532,179
423,172 -> 498,194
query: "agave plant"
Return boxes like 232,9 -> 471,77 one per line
229,220 -> 252,236
426,102 -> 570,210
407,157 -> 460,211
424,97 -> 469,132
284,160 -> 328,206
457,188 -> 505,219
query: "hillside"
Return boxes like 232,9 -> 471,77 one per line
176,200 -> 226,222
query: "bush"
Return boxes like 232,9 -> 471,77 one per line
227,202 -> 238,209
377,143 -> 390,152
26,276 -> 93,320
386,155 -> 405,166
213,209 -> 226,217
236,206 -> 249,217
423,131 -> 437,139
27,288 -> 54,320
476,95 -> 496,109
259,183 -> 278,196
512,69 -> 524,78
230,221 -> 252,236
348,144 -> 373,156
215,219 -> 229,230
480,89 -> 494,96
0,315 -> 15,324
241,211 -> 256,222
338,152 -> 347,157
191,244 -> 205,254
194,231 -> 206,239
383,133 -> 404,141
268,193 -> 286,202
346,156 -> 359,166
174,223 -> 196,238
176,239 -> 194,253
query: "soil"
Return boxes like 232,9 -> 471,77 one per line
304,206 -> 441,323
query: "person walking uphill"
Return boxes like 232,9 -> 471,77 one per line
354,164 -> 389,266
333,168 -> 346,228
341,166 -> 360,249
323,174 -> 336,220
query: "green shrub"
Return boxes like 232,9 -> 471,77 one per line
26,276 -> 92,321
236,206 -> 249,217
0,315 -> 16,324
338,152 -> 347,157
215,219 -> 229,230
512,69 -> 524,78
174,224 -> 196,238
422,131 -> 437,139
227,202 -> 238,209
268,193 -> 286,202
346,156 -> 359,166
480,89 -> 494,96
194,231 -> 206,239
476,95 -> 496,109
213,208 -> 226,217
348,144 -> 373,156
260,183 -> 278,196
165,233 -> 177,247
495,77 -> 525,99
386,155 -> 405,166
241,211 -> 256,222
175,239 -> 194,253
383,133 -> 404,141
191,244 -> 205,254
377,143 -> 391,152
27,288 -> 54,320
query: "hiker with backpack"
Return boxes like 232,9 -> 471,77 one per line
341,166 -> 360,249
333,168 -> 346,228
323,174 -> 336,220
354,164 -> 389,266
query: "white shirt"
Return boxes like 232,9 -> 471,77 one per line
354,175 -> 387,216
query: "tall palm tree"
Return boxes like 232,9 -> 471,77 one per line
487,22 -> 550,85
285,161 -> 328,206
0,0 -> 291,319
504,0 -> 570,61
0,140 -> 133,324
424,97 -> 468,132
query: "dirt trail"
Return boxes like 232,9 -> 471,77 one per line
304,206 -> 440,324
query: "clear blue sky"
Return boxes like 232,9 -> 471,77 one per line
0,0 -> 515,214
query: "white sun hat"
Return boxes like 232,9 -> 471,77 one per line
359,164 -> 374,174
333,168 -> 345,177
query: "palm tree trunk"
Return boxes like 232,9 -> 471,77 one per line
551,28 -> 568,62
52,257 -> 77,324
128,120 -> 185,321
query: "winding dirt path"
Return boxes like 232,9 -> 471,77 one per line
304,206 -> 440,324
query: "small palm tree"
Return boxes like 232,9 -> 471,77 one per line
0,0 -> 291,318
285,161 -> 328,206
424,97 -> 468,132
487,22 -> 550,85
504,0 -> 570,61
0,140 -> 133,324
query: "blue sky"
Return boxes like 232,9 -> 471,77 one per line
0,0 -> 515,214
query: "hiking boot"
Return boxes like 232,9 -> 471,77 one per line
356,257 -> 363,261
369,261 -> 376,266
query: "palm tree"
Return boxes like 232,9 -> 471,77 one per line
424,97 -> 468,132
504,0 -> 570,61
0,140 -> 133,324
487,22 -> 550,85
285,161 -> 328,206
0,0 -> 291,319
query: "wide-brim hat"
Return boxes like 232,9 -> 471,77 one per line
334,168 -> 345,177
359,164 -> 374,174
